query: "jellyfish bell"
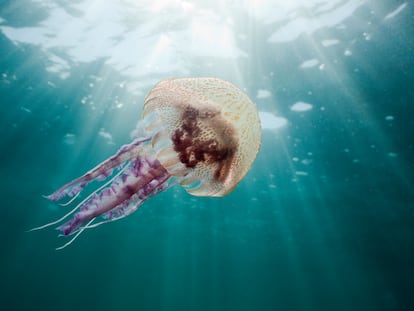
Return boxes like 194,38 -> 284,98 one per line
143,78 -> 261,196
32,77 -> 261,249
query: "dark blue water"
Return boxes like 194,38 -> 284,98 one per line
1,1 -> 413,310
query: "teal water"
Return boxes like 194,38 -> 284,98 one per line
1,1 -> 413,310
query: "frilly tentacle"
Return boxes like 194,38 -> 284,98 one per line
45,137 -> 151,202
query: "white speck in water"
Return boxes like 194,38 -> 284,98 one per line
321,39 -> 340,47
291,101 -> 313,112
256,89 -> 271,99
301,159 -> 312,165
300,59 -> 319,68
259,111 -> 288,130
384,3 -> 408,20
64,133 -> 76,145
344,49 -> 352,56
20,107 -> 32,113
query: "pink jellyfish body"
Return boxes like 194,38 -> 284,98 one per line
33,78 -> 261,249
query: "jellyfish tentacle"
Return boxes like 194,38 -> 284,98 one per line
45,137 -> 151,202
29,164 -> 129,232
55,166 -> 173,246
56,154 -> 171,236
55,218 -> 95,250
56,192 -> 81,207
79,176 -> 177,231
101,169 -> 173,221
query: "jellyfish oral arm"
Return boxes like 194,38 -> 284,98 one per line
54,154 -> 172,237
33,138 -> 174,248
45,136 -> 151,202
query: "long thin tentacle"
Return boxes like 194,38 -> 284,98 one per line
29,164 -> 128,232
55,218 -> 95,250
57,192 -> 81,207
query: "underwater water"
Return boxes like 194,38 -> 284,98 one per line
1,0 -> 414,310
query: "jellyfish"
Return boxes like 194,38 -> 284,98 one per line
33,77 -> 261,249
